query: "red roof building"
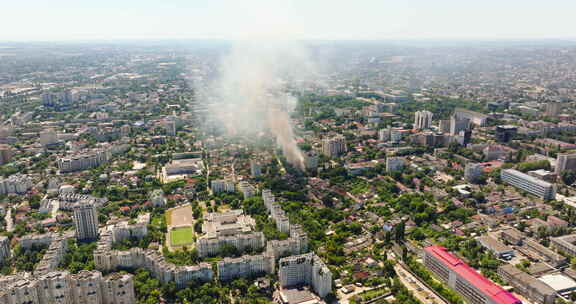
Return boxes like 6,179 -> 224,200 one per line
424,245 -> 521,304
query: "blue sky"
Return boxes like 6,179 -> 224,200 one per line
2,0 -> 576,41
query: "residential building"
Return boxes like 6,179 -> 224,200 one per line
524,238 -> 567,267
476,236 -> 514,259
423,245 -> 521,304
450,115 -> 470,136
464,163 -> 484,183
0,144 -> 12,165
501,169 -> 556,201
0,236 -> 10,264
544,102 -> 562,117
0,270 -> 136,304
414,110 -> 433,130
217,254 -> 273,281
321,135 -> 347,158
551,234 -> 576,257
278,253 -> 332,298
0,174 -> 33,195
439,119 -> 451,134
164,120 -> 176,136
304,151 -> 318,170
498,264 -> 556,304
555,153 -> 576,175
386,157 -> 404,172
378,127 -> 391,141
500,228 -> 525,246
238,181 -> 256,200
39,128 -> 58,147
495,125 -> 518,143
73,202 -> 99,241
454,108 -> 488,126
250,159 -> 262,178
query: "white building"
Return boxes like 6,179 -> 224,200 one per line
39,128 -> 58,147
501,169 -> 556,201
414,110 -> 433,130
278,253 -> 333,298
322,135 -> 347,158
0,174 -> 33,195
217,254 -> 273,281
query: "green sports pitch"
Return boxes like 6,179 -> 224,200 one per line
170,227 -> 194,246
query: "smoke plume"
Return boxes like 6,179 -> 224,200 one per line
200,39 -> 316,170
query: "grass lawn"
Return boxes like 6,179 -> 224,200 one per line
170,227 -> 194,246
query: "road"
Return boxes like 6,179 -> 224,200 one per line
389,253 -> 448,304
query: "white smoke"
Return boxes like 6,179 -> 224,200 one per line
200,39 -> 317,170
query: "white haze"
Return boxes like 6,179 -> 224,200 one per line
200,40 -> 318,170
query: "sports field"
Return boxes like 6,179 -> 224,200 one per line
166,204 -> 193,228
170,227 -> 194,246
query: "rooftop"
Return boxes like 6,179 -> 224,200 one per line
425,245 -> 521,304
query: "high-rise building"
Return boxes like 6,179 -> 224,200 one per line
278,253 -> 332,298
501,169 -> 556,201
39,129 -> 58,147
0,144 -> 12,165
0,236 -> 10,264
414,110 -> 433,130
424,245 -> 521,304
464,163 -> 484,183
495,125 -> 518,143
545,102 -> 562,117
250,159 -> 262,178
73,202 -> 99,241
164,120 -> 176,136
378,127 -> 391,141
439,120 -> 451,134
304,151 -> 318,170
555,153 -> 576,175
449,115 -> 470,136
321,135 -> 347,158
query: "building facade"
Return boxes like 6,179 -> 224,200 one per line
414,110 -> 433,130
423,245 -> 521,304
73,202 -> 99,241
278,253 -> 332,298
321,135 -> 347,158
501,169 -> 556,201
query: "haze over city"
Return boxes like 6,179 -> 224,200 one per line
3,2 -> 576,304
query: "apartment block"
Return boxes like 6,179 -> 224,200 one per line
0,174 -> 33,195
217,254 -> 273,281
278,253 -> 332,298
322,135 -> 347,158
423,245 -> 521,304
0,236 -> 10,264
73,201 -> 99,241
499,264 -> 556,304
501,169 -> 556,201
551,234 -> 576,257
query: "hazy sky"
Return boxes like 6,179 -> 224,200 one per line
2,0 -> 576,41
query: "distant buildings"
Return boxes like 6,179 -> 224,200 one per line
414,110 -> 433,130
73,202 -> 99,241
423,245 -> 521,304
58,144 -> 129,173
39,128 -> 59,147
449,115 -> 470,136
164,119 -> 176,136
304,151 -> 318,170
237,181 -> 256,200
0,174 -> 33,195
501,169 -> 556,201
163,158 -> 204,176
378,127 -> 391,141
321,135 -> 347,158
211,179 -> 235,194
278,253 -> 332,298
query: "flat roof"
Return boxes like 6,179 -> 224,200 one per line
425,245 -> 521,304
477,236 -> 513,253
280,288 -> 317,304
539,274 -> 576,292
